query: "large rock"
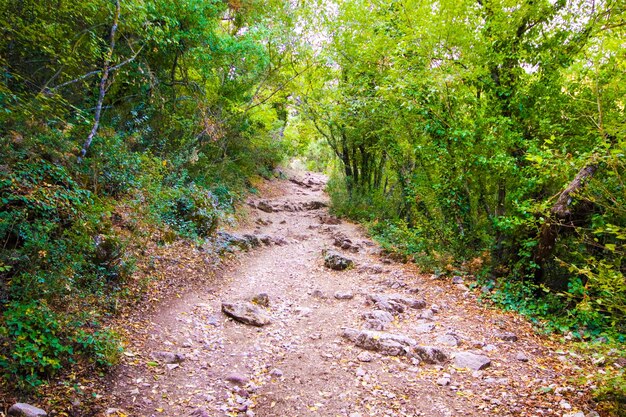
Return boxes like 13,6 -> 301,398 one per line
324,251 -> 354,270
453,352 -> 491,370
413,346 -> 449,364
222,301 -> 271,327
343,328 -> 416,357
362,310 -> 394,330
367,293 -> 426,313
216,232 -> 253,251
8,404 -> 47,417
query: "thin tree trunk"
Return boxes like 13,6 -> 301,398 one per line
78,0 -> 120,162
534,161 -> 599,270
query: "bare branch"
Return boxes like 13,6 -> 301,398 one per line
78,0 -> 121,162
50,46 -> 143,92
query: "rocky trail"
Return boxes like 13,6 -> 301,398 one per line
103,172 -> 599,417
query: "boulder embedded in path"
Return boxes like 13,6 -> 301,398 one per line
8,403 -> 47,417
324,251 -> 354,270
343,328 -> 416,357
453,351 -> 491,370
222,301 -> 271,327
413,346 -> 449,364
367,293 -> 426,313
362,310 -> 394,330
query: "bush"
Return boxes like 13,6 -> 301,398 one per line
158,184 -> 219,239
0,302 -> 73,388
0,301 -> 122,389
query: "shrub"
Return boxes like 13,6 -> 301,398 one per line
158,184 -> 219,239
0,302 -> 73,388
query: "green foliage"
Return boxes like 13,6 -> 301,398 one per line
297,0 -> 626,340
0,302 -> 73,388
0,0 -> 296,392
158,184 -> 219,239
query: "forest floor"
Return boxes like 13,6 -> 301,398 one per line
100,171 -> 601,417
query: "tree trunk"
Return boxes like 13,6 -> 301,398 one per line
534,160 -> 599,281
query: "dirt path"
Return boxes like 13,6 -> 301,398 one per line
105,172 -> 594,417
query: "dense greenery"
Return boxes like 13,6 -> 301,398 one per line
1,0 -> 625,410
296,0 -> 626,339
1,0 -> 295,389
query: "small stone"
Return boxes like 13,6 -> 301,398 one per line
311,289 -> 328,299
152,351 -> 185,364
562,413 -> 584,417
437,377 -> 451,386
418,309 -> 435,320
452,276 -> 464,284
356,367 -> 366,377
334,291 -> 354,300
559,400 -> 572,410
225,373 -> 249,385
256,201 -> 274,213
483,344 -> 497,352
453,352 -> 491,370
324,250 -> 354,270
222,301 -> 271,327
295,307 -> 312,317
357,351 -> 373,362
436,334 -> 459,347
496,331 -> 518,342
251,293 -> 270,307
8,404 -> 47,417
413,346 -> 449,364
189,409 -> 211,417
269,368 -> 283,377
516,352 -> 529,362
415,323 -> 435,333
349,413 -> 362,417
362,310 -> 394,330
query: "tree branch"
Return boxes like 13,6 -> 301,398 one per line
78,0 -> 120,162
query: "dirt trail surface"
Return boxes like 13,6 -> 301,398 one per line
105,172 -> 594,417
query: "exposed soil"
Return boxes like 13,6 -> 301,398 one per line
103,171 -> 598,417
